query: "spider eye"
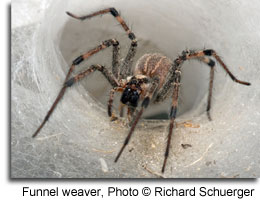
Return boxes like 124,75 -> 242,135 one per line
130,92 -> 139,107
121,88 -> 131,104
120,88 -> 139,107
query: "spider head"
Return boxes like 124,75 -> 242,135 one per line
120,87 -> 140,107
120,77 -> 143,107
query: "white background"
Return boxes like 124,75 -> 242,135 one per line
2,0 -> 260,199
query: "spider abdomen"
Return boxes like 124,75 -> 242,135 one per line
134,53 -> 172,88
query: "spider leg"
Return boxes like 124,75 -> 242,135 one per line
67,65 -> 120,120
198,57 -> 215,121
207,64 -> 214,121
32,85 -> 67,138
112,40 -> 120,78
203,49 -> 251,86
114,106 -> 144,163
162,67 -> 181,173
158,49 -> 250,172
32,64 -> 119,138
65,64 -> 118,88
33,39 -> 119,137
114,77 -> 159,163
119,103 -> 125,117
154,64 -> 177,103
66,8 -> 138,79
127,106 -> 136,123
189,49 -> 250,120
64,39 -> 119,82
155,49 -> 250,118
108,87 -> 124,120
66,8 -> 137,42
119,41 -> 138,79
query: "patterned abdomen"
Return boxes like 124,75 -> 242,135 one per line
134,53 -> 172,88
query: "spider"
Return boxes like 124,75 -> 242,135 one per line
32,8 -> 251,173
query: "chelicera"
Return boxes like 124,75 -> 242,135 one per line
32,8 -> 251,173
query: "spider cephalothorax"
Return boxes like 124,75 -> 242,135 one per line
32,7 -> 251,173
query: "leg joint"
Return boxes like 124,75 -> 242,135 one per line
131,39 -> 138,47
128,32 -> 136,40
170,106 -> 177,119
65,78 -> 75,87
110,7 -> 119,17
112,39 -> 119,46
72,55 -> 84,65
91,64 -> 104,71
203,49 -> 214,56
180,51 -> 188,61
103,40 -> 114,47
208,59 -> 215,67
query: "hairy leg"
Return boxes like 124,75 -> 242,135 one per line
119,41 -> 138,79
162,67 -> 181,173
65,39 -> 119,83
155,49 -> 250,115
66,8 -> 137,42
156,49 -> 250,172
66,8 -> 138,79
114,77 -> 160,163
108,87 -> 124,120
33,64 -> 119,137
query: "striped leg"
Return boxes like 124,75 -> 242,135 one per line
114,77 -> 160,163
112,41 -> 120,78
198,57 -> 215,121
66,64 -> 120,118
108,87 -> 124,120
161,57 -> 213,172
188,49 -> 250,120
203,50 -> 251,86
32,63 -> 119,138
119,41 -> 138,79
154,64 -> 177,103
162,68 -> 181,173
155,49 -> 250,118
32,85 -> 67,138
157,50 -> 251,172
66,39 -> 119,82
207,64 -> 215,121
66,8 -> 136,42
65,64 -> 118,87
66,8 -> 138,79
32,39 -> 119,137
